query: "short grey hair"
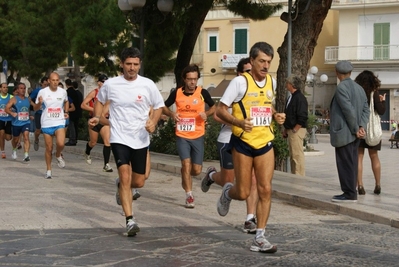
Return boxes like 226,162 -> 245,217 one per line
286,74 -> 303,91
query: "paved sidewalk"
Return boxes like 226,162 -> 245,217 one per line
63,130 -> 399,229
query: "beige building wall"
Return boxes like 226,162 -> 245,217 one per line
195,7 -> 339,111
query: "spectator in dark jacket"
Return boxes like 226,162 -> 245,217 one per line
65,79 -> 83,145
283,74 -> 308,176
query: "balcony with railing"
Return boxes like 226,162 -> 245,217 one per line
332,0 -> 399,8
325,45 -> 399,65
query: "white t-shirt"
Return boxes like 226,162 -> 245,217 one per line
97,75 -> 165,149
217,107 -> 232,143
36,87 -> 67,128
220,75 -> 276,107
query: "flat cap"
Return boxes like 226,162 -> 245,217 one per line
335,60 -> 353,74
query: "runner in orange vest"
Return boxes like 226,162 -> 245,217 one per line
162,64 -> 215,208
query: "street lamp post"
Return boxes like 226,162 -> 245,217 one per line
118,0 -> 174,76
306,66 -> 328,144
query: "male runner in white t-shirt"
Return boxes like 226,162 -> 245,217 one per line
33,72 -> 68,179
89,47 -> 164,237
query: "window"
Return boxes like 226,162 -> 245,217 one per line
208,32 -> 218,52
234,28 -> 247,54
374,23 -> 390,60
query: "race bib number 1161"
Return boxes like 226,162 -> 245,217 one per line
250,106 -> 272,126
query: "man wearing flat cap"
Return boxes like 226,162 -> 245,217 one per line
330,60 -> 369,203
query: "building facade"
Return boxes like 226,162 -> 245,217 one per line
327,0 -> 399,129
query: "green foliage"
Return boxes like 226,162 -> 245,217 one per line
0,0 -> 70,81
272,122 -> 289,171
150,118 -> 178,155
204,116 -> 220,161
62,0 -> 131,76
226,0 -> 283,21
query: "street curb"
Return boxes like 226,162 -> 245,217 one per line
62,145 -> 399,229
272,190 -> 399,228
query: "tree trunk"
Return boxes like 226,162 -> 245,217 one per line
275,0 -> 332,171
174,0 -> 214,88
276,0 -> 332,112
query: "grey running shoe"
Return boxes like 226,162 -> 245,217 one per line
185,195 -> 195,208
250,235 -> 277,253
85,153 -> 92,165
217,182 -> 233,216
34,141 -> 39,151
201,166 -> 216,192
115,177 -> 121,205
23,156 -> 30,163
45,173 -> 52,179
11,150 -> 17,160
103,163 -> 113,172
133,189 -> 141,200
243,217 -> 256,234
57,157 -> 65,168
126,218 -> 140,237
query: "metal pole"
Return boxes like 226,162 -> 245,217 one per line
287,0 -> 292,77
285,0 -> 293,173
312,81 -> 315,116
309,79 -> 318,144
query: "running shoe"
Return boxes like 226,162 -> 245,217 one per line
103,163 -> 113,172
201,166 -> 216,192
185,195 -> 195,208
115,178 -> 136,205
1,152 -> 6,159
34,141 -> 39,151
85,153 -> 92,165
133,189 -> 141,200
243,217 -> 257,234
23,156 -> 30,163
217,182 -> 233,216
57,157 -> 65,168
11,150 -> 17,160
45,172 -> 52,179
115,177 -> 121,205
126,218 -> 140,237
250,235 -> 277,253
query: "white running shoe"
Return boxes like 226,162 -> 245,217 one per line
11,150 -> 17,160
85,153 -> 92,165
103,163 -> 113,172
57,157 -> 65,168
126,218 -> 140,236
250,235 -> 277,253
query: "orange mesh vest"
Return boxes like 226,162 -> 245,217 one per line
175,86 -> 205,139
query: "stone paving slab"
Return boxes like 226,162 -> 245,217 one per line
1,136 -> 399,266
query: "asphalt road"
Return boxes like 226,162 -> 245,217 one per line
0,143 -> 398,266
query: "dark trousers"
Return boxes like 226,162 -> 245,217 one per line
335,139 -> 360,200
68,119 -> 79,143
